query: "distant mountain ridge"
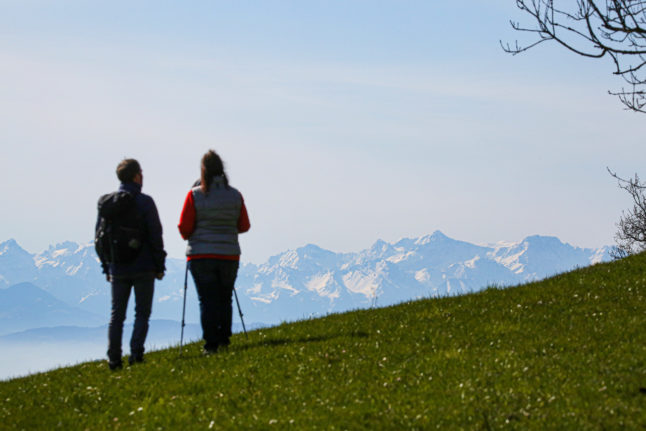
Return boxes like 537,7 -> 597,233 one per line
0,232 -> 611,331
237,231 -> 611,322
0,282 -> 103,335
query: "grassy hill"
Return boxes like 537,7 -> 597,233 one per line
1,253 -> 646,429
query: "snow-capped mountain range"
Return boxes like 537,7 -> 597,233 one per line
0,231 -> 611,334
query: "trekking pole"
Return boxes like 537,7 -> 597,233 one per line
232,286 -> 248,339
179,260 -> 189,356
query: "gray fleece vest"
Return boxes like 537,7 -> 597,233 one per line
186,176 -> 242,256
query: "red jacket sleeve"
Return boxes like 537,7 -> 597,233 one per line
238,196 -> 250,233
178,191 -> 196,240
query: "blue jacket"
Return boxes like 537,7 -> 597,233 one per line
96,182 -> 166,277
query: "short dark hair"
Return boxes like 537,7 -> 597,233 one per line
116,159 -> 141,183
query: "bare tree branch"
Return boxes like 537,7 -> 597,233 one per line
504,1 -> 646,113
607,168 -> 646,257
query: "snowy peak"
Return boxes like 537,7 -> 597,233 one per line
0,239 -> 30,257
488,234 -> 608,278
295,244 -> 339,262
520,235 -> 567,250
0,232 -> 612,327
414,230 -> 448,245
237,230 -> 612,326
361,239 -> 396,261
42,241 -> 85,257
264,244 -> 342,272
590,246 -> 612,264
370,239 -> 391,253
0,240 -> 37,287
36,242 -> 78,265
0,240 -> 100,290
35,241 -> 94,272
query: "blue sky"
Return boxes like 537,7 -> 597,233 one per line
1,1 -> 644,263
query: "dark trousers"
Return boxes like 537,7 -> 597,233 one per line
107,275 -> 155,361
189,259 -> 240,350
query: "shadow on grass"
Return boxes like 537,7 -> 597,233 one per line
236,331 -> 369,352
174,331 -> 369,360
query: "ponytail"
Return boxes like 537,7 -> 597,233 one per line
200,150 -> 229,193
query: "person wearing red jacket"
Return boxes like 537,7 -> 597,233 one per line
178,150 -> 250,354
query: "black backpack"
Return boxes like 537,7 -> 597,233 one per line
95,191 -> 144,266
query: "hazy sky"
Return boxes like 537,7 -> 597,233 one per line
1,1 -> 644,264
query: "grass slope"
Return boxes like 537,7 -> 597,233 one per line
2,254 -> 646,429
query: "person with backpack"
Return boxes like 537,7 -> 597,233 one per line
96,159 -> 166,370
178,150 -> 250,354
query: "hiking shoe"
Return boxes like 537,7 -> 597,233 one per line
202,347 -> 218,356
108,359 -> 123,371
128,354 -> 144,366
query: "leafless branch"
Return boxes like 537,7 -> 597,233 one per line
607,168 -> 646,257
505,0 -> 646,113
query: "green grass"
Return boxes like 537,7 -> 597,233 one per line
2,253 -> 646,430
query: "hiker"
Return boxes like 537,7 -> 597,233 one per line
178,149 -> 250,354
96,159 -> 167,370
